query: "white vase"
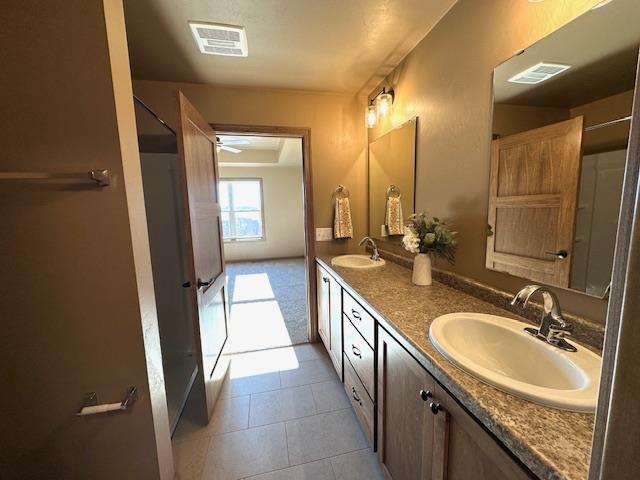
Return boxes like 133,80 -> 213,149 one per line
412,254 -> 432,286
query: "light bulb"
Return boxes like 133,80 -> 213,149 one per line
366,103 -> 378,128
376,92 -> 393,117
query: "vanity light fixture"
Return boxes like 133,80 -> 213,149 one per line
366,87 -> 394,128
376,87 -> 394,117
366,100 -> 378,128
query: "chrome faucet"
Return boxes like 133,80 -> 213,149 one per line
510,285 -> 577,352
359,236 -> 381,261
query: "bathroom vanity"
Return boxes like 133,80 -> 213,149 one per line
316,257 -> 597,480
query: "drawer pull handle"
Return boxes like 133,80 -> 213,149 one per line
351,386 -> 362,405
322,276 -> 329,283
430,402 -> 442,415
351,309 -> 361,320
351,345 -> 362,358
420,389 -> 432,401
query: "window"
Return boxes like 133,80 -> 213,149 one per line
220,179 -> 265,241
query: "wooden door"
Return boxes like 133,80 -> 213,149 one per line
329,276 -> 343,377
486,117 -> 584,287
432,384 -> 533,480
378,328 -> 436,480
176,92 -> 228,417
317,265 -> 330,348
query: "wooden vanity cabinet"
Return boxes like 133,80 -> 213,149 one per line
378,327 -> 438,480
377,326 -> 533,480
316,264 -> 342,378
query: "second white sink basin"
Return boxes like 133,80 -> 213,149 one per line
331,255 -> 385,269
429,313 -> 601,412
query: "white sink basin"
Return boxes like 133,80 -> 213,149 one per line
331,255 -> 385,269
429,313 -> 601,412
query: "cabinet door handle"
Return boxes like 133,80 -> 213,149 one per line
545,250 -> 568,259
351,386 -> 362,405
351,345 -> 362,358
351,309 -> 361,320
420,389 -> 432,401
322,276 -> 329,283
430,402 -> 442,415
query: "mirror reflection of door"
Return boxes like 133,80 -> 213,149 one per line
488,0 -> 639,296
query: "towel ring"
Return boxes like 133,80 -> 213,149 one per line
333,184 -> 350,200
386,184 -> 401,198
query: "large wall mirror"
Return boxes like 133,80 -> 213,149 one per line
368,118 -> 417,240
487,1 -> 640,298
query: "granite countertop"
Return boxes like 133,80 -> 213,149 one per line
317,256 -> 595,480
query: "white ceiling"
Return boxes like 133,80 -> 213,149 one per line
124,0 -> 457,94
221,135 -> 282,150
218,136 -> 302,168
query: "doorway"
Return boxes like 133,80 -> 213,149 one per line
216,129 -> 314,353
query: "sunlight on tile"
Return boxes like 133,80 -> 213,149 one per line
228,347 -> 301,380
232,273 -> 275,302
227,300 -> 293,356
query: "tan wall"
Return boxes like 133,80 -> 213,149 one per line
220,165 -> 306,261
0,1 -> 170,478
133,81 -> 368,255
368,0 -> 609,323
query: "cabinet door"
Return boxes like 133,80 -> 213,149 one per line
378,327 -> 436,480
431,384 -> 533,480
328,276 -> 343,376
316,265 -> 331,348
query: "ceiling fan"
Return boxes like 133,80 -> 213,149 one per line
216,136 -> 250,154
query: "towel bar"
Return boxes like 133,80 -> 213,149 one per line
0,169 -> 110,187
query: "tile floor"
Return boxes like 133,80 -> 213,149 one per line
226,259 -> 308,353
172,343 -> 384,480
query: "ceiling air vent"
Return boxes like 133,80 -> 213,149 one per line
508,62 -> 571,85
188,22 -> 248,57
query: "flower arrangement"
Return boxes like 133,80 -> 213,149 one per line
402,212 -> 458,263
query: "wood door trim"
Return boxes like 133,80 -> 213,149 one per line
211,123 -> 317,342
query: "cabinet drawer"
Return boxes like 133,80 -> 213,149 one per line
343,316 -> 375,398
343,291 -> 375,347
343,355 -> 374,446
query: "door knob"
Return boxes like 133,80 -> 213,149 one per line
420,389 -> 432,401
545,250 -> 568,259
181,281 -> 192,288
430,402 -> 442,415
197,278 -> 213,289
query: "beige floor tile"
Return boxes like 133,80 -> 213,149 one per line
222,370 -> 281,398
330,449 -> 384,480
285,409 -> 367,465
311,380 -> 351,413
173,435 -> 210,480
201,423 -> 289,480
249,385 -> 317,427
243,459 -> 335,480
290,343 -> 328,362
280,358 -> 337,388
174,395 -> 250,440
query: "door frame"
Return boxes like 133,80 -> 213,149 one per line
211,124 -> 318,343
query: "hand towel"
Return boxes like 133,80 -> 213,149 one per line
334,196 -> 353,239
385,195 -> 404,236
